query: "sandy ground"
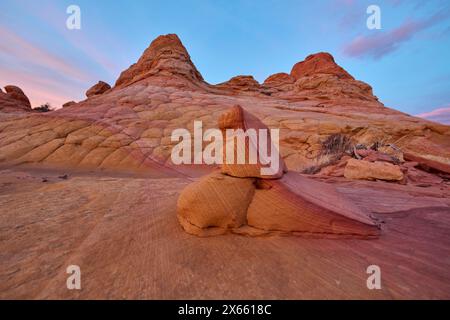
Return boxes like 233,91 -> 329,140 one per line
0,167 -> 449,299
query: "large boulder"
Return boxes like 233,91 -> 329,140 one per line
177,171 -> 255,236
86,81 -> 111,98
247,172 -> 380,237
177,106 -> 381,238
344,158 -> 404,181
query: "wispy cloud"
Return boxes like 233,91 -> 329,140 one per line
343,10 -> 450,59
0,63 -> 84,108
0,0 -> 125,107
0,27 -> 93,82
15,1 -> 124,78
415,105 -> 450,125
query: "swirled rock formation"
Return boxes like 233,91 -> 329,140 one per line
0,34 -> 448,177
177,106 -> 381,238
1,33 -> 450,300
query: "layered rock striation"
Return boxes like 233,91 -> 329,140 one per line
177,106 -> 381,238
0,33 -> 448,181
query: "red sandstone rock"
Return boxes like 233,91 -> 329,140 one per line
86,81 -> 111,98
0,33 -> 450,299
404,152 -> 450,174
218,105 -> 286,179
62,101 -> 76,108
0,85 -> 32,112
290,52 -> 353,80
4,85 -> 32,108
247,172 -> 379,237
355,149 -> 398,164
177,107 -> 380,238
0,33 -> 447,183
402,161 -> 444,186
215,75 -> 267,94
344,158 -> 404,181
263,72 -> 295,85
115,34 -> 204,88
317,155 -> 351,177
177,171 -> 255,236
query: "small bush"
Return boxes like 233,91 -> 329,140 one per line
34,103 -> 52,112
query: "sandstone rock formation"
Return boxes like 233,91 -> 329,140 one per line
1,33 -> 450,299
0,85 -> 32,112
177,106 -> 381,238
290,52 -> 353,80
262,72 -> 295,93
115,33 -> 204,88
216,75 -> 269,95
218,105 -> 286,179
177,171 -> 255,236
344,158 -> 404,181
62,101 -> 76,108
86,81 -> 111,97
0,33 -> 448,182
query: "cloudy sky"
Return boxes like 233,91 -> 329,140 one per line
0,0 -> 449,124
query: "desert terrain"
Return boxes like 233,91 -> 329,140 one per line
0,34 -> 449,299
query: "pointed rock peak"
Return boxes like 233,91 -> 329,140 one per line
290,52 -> 353,80
115,34 -> 204,87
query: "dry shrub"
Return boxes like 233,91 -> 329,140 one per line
34,103 -> 52,112
301,153 -> 341,174
302,134 -> 353,175
320,133 -> 352,156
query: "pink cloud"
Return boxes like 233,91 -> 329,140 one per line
0,65 -> 83,108
0,27 -> 94,82
343,11 -> 449,59
415,105 -> 450,125
13,0 -> 124,77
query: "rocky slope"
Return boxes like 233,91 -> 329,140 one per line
0,34 -> 449,178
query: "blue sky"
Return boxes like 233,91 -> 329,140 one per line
0,0 -> 449,123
